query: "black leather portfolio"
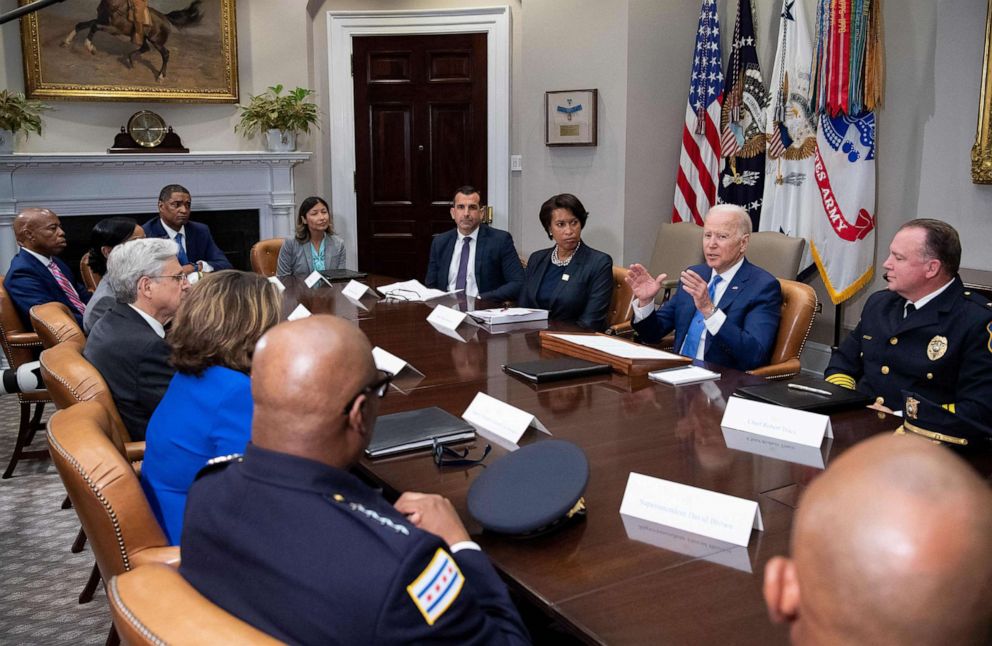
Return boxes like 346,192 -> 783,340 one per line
319,269 -> 369,282
365,407 -> 476,458
733,377 -> 872,414
503,358 -> 612,384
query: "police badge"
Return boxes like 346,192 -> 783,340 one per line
905,396 -> 919,420
926,336 -> 948,361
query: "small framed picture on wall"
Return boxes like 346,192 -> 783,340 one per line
545,89 -> 598,146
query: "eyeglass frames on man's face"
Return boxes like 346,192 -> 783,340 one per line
149,273 -> 189,284
432,439 -> 492,468
341,370 -> 392,415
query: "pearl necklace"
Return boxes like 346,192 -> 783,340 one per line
551,240 -> 581,267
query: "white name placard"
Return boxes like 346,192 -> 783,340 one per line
620,514 -> 753,573
619,472 -> 762,547
267,276 -> 286,293
721,396 -> 832,448
721,427 -> 831,470
427,304 -> 472,330
287,303 -> 312,321
304,270 -> 331,288
462,392 -> 549,449
342,279 -> 370,300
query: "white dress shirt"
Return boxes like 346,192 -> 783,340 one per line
160,219 -> 214,273
127,303 -> 166,338
445,227 -> 480,297
633,256 -> 746,360
905,277 -> 955,316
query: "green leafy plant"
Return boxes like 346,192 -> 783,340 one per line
0,90 -> 51,137
235,84 -> 320,137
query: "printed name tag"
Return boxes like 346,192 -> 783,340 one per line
427,304 -> 470,330
342,280 -> 370,300
721,397 -> 832,448
462,392 -> 549,449
619,472 -> 762,547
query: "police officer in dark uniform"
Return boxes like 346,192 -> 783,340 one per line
179,316 -> 530,645
825,218 -> 992,432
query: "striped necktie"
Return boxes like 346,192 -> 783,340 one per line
48,260 -> 86,316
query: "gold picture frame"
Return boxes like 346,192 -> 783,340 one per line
973,0 -> 992,182
19,0 -> 239,103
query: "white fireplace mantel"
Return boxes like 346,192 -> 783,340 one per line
0,151 -> 311,270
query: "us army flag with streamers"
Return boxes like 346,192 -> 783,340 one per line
758,0 -> 818,274
810,112 -> 876,303
717,0 -> 767,230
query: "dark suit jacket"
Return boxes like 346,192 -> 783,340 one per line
3,249 -> 90,327
142,218 -> 232,270
519,243 -> 614,331
84,303 -> 175,441
632,259 -> 781,371
424,225 -> 524,302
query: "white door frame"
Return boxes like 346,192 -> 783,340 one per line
326,7 -> 511,269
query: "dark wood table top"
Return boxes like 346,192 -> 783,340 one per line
281,276 -> 986,645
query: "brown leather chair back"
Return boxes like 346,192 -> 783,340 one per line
607,266 -> 634,328
79,251 -> 100,292
250,238 -> 284,277
746,231 -> 806,280
47,402 -> 177,588
40,343 -> 133,454
30,302 -> 86,351
109,565 -> 283,646
749,278 -> 818,379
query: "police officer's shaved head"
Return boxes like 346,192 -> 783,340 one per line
763,434 -> 992,645
250,315 -> 379,469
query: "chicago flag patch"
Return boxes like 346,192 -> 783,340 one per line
407,548 -> 464,625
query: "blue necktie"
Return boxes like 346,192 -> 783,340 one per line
681,275 -> 722,360
175,232 -> 190,266
455,237 -> 471,292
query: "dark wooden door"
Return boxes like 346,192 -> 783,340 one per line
352,33 -> 488,279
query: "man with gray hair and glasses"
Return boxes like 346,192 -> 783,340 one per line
85,238 -> 190,441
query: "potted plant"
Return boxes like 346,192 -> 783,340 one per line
236,84 -> 320,152
0,90 -> 50,154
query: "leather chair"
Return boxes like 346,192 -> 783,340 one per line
80,251 -> 100,292
47,402 -> 179,628
606,266 -> 634,329
30,302 -> 86,351
108,565 -> 283,646
0,278 -> 50,479
748,278 -> 818,379
647,221 -> 705,302
250,238 -> 284,277
745,231 -> 806,280
39,343 -> 144,463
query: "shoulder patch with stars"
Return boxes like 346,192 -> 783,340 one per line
193,454 -> 243,480
325,494 -> 410,536
406,548 -> 464,626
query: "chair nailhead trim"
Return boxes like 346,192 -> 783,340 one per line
109,576 -> 167,646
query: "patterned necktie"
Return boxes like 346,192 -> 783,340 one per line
455,237 -> 471,292
680,275 -> 722,360
48,261 -> 86,316
174,232 -> 190,266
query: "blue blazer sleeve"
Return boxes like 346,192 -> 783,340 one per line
190,222 -> 232,270
478,229 -> 524,303
708,267 -> 782,370
425,231 -> 453,290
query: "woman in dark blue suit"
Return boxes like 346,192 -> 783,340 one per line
140,270 -> 282,544
519,194 -> 613,330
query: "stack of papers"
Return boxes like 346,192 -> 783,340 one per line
649,365 -> 720,385
547,333 -> 684,360
378,279 -> 456,302
468,308 -> 548,325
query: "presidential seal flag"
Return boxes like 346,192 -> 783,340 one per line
810,112 -> 876,303
718,0 -> 767,230
758,0 -> 818,274
673,0 -> 723,226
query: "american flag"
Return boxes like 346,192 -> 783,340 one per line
673,0 -> 724,225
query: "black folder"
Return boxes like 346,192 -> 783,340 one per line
503,358 -> 612,384
733,377 -> 872,414
319,269 -> 369,282
365,407 -> 476,458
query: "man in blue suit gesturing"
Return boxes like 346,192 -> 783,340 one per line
4,208 -> 90,327
626,205 -> 781,371
143,184 -> 232,275
425,186 -> 524,302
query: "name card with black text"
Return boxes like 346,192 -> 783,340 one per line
721,396 -> 832,448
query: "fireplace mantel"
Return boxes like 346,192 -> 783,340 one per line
0,151 -> 311,270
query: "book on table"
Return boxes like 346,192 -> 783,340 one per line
468,308 -> 549,325
504,358 -> 612,383
365,406 -> 476,458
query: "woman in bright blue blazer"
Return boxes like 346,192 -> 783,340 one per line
140,270 -> 282,544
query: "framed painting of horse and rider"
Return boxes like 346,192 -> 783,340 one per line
18,0 -> 238,102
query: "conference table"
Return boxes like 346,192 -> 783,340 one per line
281,276 -> 988,644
